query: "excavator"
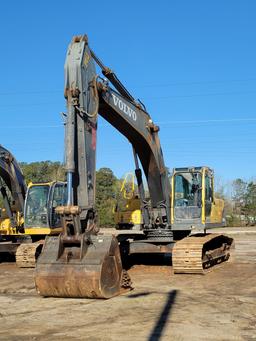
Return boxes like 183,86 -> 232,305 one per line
34,35 -> 234,299
114,166 -> 226,232
0,145 -> 65,266
114,173 -> 142,229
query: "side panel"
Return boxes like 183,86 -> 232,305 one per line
209,198 -> 224,225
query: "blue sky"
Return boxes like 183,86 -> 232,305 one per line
0,0 -> 255,183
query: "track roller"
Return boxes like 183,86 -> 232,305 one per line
16,242 -> 43,268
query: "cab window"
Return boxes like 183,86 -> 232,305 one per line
205,173 -> 213,217
205,174 -> 213,202
24,185 -> 50,228
52,184 -> 67,208
174,172 -> 202,207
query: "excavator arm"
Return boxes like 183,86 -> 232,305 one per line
63,35 -> 172,230
63,35 -> 172,234
0,145 -> 26,229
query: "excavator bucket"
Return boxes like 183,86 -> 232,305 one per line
34,234 -> 127,298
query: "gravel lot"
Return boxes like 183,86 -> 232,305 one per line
0,227 -> 255,341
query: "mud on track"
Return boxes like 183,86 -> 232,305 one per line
0,228 -> 255,341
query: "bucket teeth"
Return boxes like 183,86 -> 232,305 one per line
121,269 -> 132,289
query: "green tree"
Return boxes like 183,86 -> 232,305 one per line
95,167 -> 118,227
229,178 -> 256,226
243,182 -> 256,224
232,178 -> 247,214
214,175 -> 226,200
19,161 -> 65,183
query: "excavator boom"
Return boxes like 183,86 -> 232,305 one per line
0,145 -> 26,224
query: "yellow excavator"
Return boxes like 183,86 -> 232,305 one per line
34,35 -> 234,300
114,166 -> 225,233
0,145 -> 65,267
114,173 -> 142,229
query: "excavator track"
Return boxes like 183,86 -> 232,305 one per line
16,242 -> 44,268
172,233 -> 234,274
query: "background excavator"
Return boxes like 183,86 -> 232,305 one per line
114,172 -> 142,229
0,145 -> 65,266
34,34 -> 234,300
114,166 -> 225,232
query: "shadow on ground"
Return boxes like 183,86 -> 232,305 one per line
148,290 -> 178,341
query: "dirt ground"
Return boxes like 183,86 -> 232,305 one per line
0,227 -> 255,341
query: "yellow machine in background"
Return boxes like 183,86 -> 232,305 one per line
114,173 -> 142,229
0,179 -> 66,267
0,210 -> 23,235
22,181 -> 65,236
0,182 -> 65,236
15,181 -> 66,267
114,166 -> 225,231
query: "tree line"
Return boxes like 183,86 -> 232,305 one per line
226,178 -> 256,226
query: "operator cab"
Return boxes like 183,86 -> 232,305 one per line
171,166 -> 215,230
173,168 -> 202,218
24,182 -> 67,230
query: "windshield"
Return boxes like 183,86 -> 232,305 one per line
24,185 -> 50,228
174,172 -> 202,207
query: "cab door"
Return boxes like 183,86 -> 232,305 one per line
49,182 -> 67,228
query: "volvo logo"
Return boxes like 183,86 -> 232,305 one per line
112,94 -> 137,121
